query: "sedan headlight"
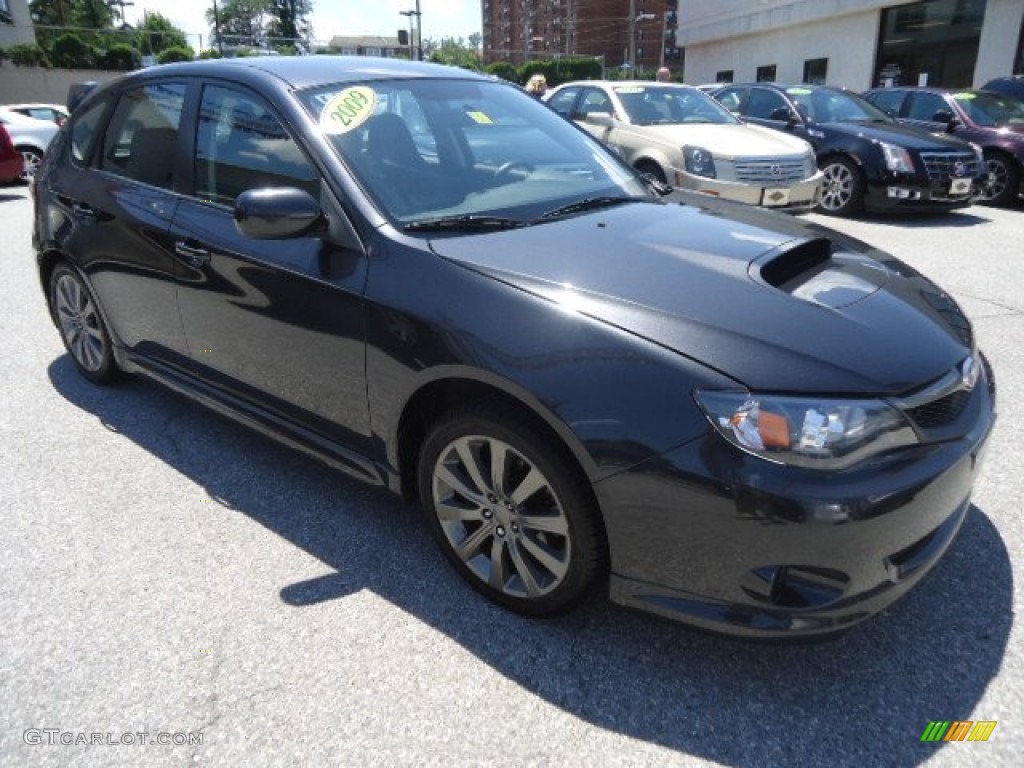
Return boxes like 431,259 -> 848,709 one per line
683,146 -> 717,178
879,142 -> 915,174
695,391 -> 918,469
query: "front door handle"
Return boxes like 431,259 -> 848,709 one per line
71,201 -> 97,221
175,240 -> 211,268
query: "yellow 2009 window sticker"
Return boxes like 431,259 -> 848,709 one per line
466,110 -> 493,124
320,87 -> 378,134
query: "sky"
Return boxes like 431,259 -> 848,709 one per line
127,0 -> 484,50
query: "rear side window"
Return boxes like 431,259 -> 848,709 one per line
194,85 -> 319,206
70,98 -> 109,164
101,82 -> 186,189
907,92 -> 949,122
868,89 -> 906,117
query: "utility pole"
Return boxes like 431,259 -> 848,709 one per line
628,0 -> 636,74
415,0 -> 422,61
400,10 -> 416,59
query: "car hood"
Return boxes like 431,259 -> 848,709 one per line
819,119 -> 971,150
630,122 -> 810,157
429,197 -> 971,395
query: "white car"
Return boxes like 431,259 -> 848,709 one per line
0,109 -> 60,181
545,81 -> 823,210
2,103 -> 69,125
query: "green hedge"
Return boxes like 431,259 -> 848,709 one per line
6,43 -> 51,68
157,46 -> 194,64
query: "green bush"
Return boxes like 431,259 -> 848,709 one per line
100,44 -> 141,71
0,49 -> 9,63
485,61 -> 519,84
156,46 -> 194,64
52,33 -> 96,69
234,47 -> 254,58
517,56 -> 603,88
197,49 -> 222,60
8,43 -> 51,68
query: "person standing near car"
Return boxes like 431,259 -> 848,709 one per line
525,74 -> 548,99
656,67 -> 672,82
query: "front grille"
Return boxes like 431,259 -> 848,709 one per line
905,388 -> 971,428
734,158 -> 809,185
919,151 -> 981,182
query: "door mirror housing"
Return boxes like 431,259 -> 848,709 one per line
234,187 -> 325,239
931,110 -> 958,130
770,107 -> 799,126
584,111 -> 615,128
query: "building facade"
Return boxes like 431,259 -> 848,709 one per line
481,0 -> 682,74
327,36 -> 407,59
677,0 -> 1023,89
0,0 -> 37,48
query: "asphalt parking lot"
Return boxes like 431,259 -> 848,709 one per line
1,185 -> 1021,767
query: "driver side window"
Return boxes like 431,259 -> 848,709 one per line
194,86 -> 319,206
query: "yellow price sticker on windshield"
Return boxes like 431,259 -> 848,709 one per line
320,87 -> 377,134
614,87 -> 645,94
787,87 -> 812,95
467,110 -> 494,124
952,92 -> 976,100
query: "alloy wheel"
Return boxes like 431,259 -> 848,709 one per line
820,161 -> 855,211
20,149 -> 42,182
981,157 -> 1009,202
54,272 -> 106,372
431,435 -> 571,598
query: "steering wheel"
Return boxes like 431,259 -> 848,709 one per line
494,161 -> 535,183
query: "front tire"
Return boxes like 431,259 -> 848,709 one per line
817,156 -> 864,216
49,263 -> 119,384
979,151 -> 1020,207
418,402 -> 606,616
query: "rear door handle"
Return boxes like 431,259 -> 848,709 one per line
175,240 -> 211,268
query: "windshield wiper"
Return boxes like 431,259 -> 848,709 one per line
403,215 -> 527,233
537,196 -> 645,220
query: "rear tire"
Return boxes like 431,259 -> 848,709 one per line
17,146 -> 43,183
635,159 -> 667,184
49,263 -> 119,384
418,401 -> 606,617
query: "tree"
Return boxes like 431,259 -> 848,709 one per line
207,0 -> 270,48
72,0 -> 115,30
266,0 -> 313,48
135,12 -> 188,56
427,37 -> 481,71
29,0 -> 74,27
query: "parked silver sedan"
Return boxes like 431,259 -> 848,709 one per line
545,81 -> 823,210
0,108 -> 60,181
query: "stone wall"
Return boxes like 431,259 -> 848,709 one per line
0,64 -> 121,106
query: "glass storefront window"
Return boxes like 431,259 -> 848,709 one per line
874,0 -> 987,88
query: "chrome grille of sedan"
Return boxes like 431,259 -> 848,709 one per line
733,158 -> 809,185
919,152 -> 981,182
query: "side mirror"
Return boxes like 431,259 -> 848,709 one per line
584,111 -> 615,128
932,110 -> 957,130
770,107 -> 799,125
234,187 -> 325,239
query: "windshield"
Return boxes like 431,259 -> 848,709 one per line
953,91 -> 1024,127
785,87 -> 892,124
614,85 -> 740,126
298,78 -> 649,226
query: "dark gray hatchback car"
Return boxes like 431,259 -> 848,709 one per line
32,57 -> 995,638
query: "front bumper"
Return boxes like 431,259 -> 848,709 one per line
672,168 -> 823,211
595,383 -> 994,639
864,174 -> 980,213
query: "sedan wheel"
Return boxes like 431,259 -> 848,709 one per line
419,403 -> 606,616
19,147 -> 43,182
979,152 -> 1020,207
818,157 -> 864,216
50,264 -> 118,383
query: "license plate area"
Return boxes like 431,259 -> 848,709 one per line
762,188 -> 791,207
949,178 -> 971,196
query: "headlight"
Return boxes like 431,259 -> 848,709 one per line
694,391 -> 918,469
683,146 -> 717,178
879,142 -> 914,173
969,142 -> 984,168
804,148 -> 817,177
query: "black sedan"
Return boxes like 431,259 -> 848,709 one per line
863,86 -> 1024,206
32,57 -> 994,639
712,83 -> 986,216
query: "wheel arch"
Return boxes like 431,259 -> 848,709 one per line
394,373 -> 600,506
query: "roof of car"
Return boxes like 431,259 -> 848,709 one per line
132,55 -> 490,90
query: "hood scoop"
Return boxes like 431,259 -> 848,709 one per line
754,237 -> 887,310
